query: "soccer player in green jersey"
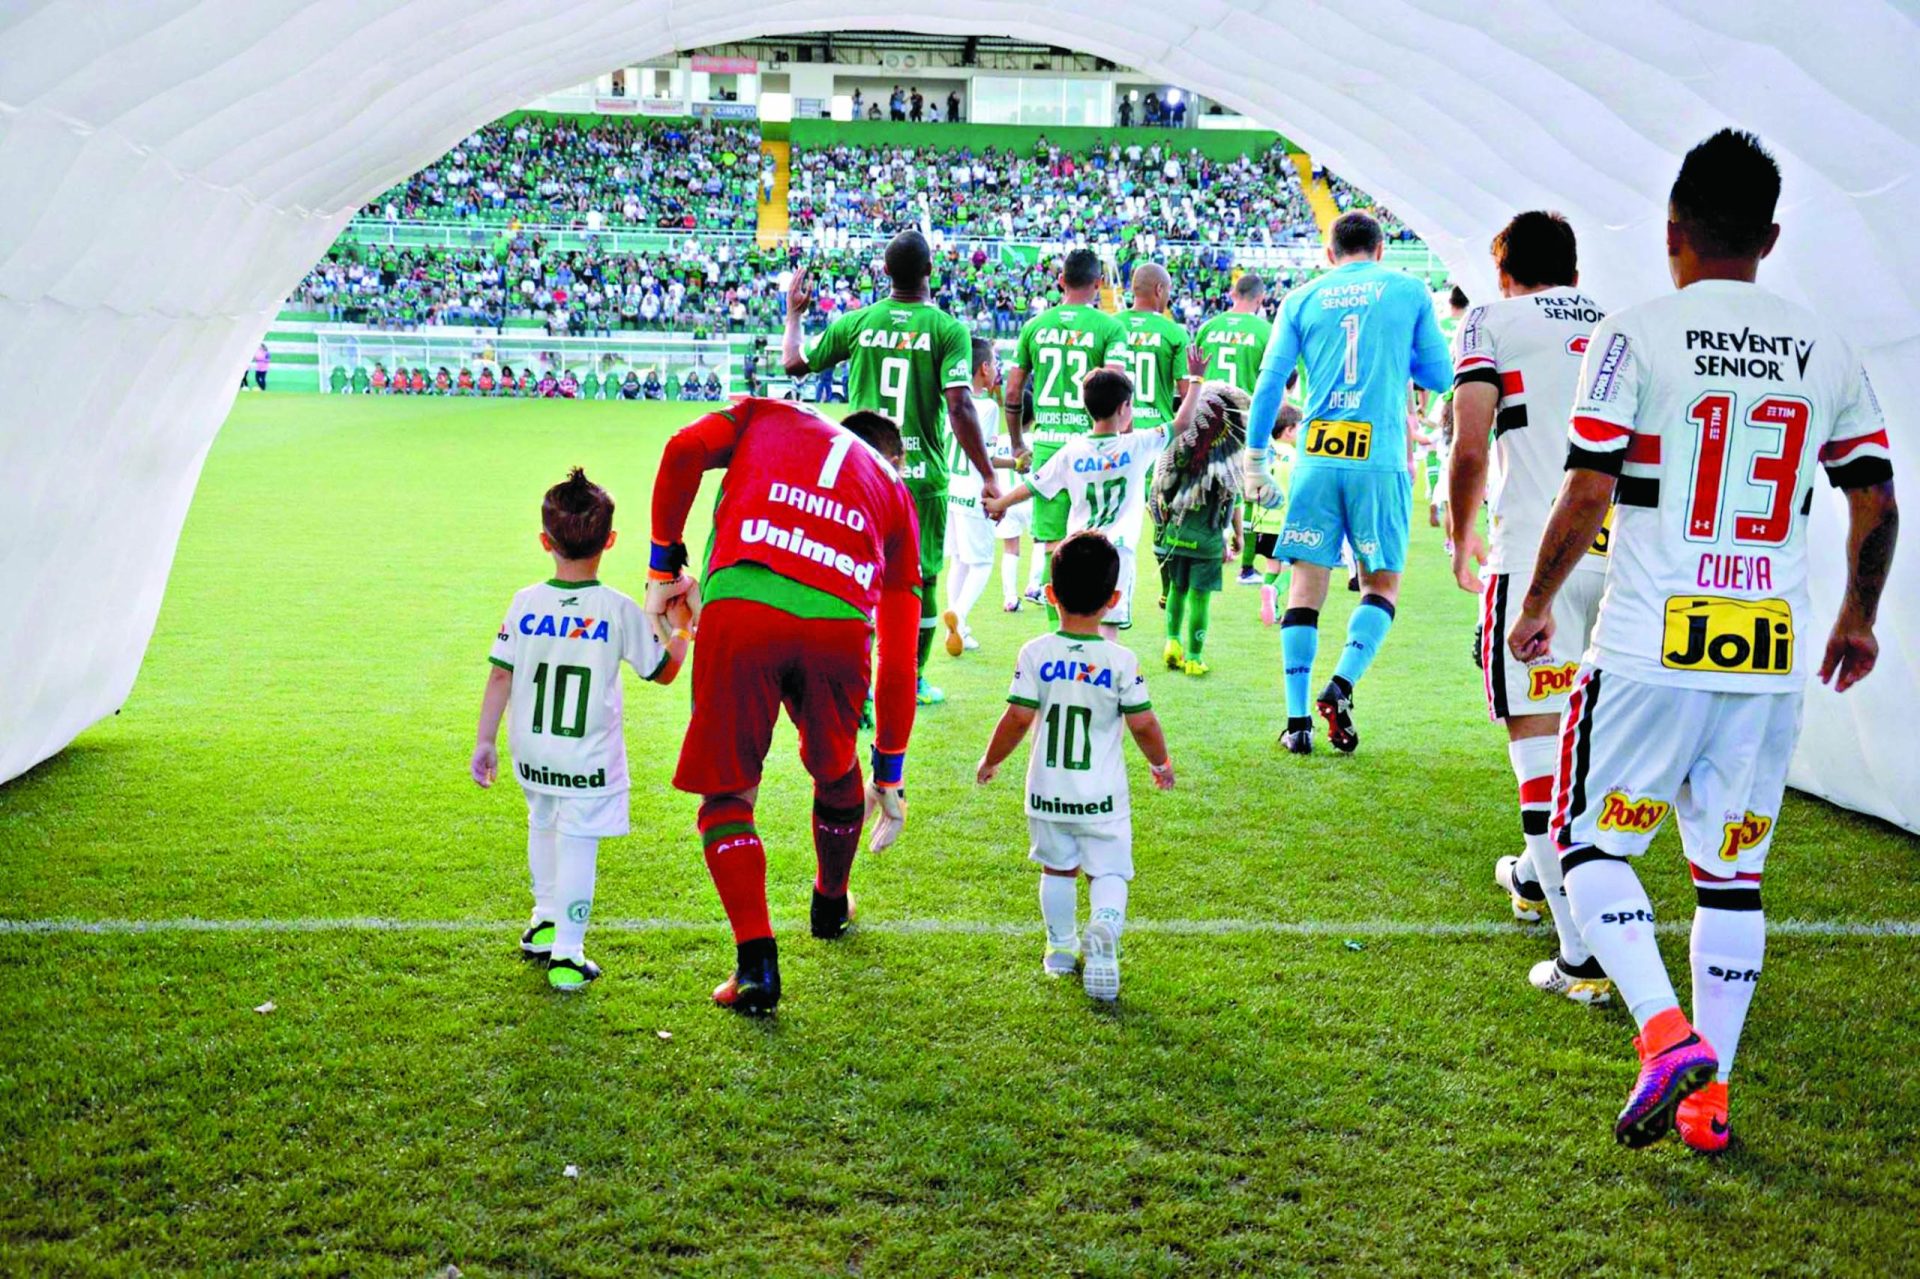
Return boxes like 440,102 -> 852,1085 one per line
783,231 -> 998,705
1003,248 -> 1128,619
1117,263 -> 1192,430
1194,273 -> 1275,584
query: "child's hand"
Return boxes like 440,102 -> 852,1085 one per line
1186,344 -> 1207,379
665,595 -> 697,636
976,757 -> 1000,785
470,742 -> 498,788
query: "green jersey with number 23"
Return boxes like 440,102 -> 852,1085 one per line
1015,304 -> 1129,467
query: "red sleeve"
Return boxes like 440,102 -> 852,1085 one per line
650,408 -> 745,567
880,482 -> 924,592
872,586 -> 919,768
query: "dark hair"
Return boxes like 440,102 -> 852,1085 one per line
1491,211 -> 1578,288
970,336 -> 996,370
1276,403 -> 1303,436
1062,248 -> 1103,289
841,410 -> 905,466
884,231 -> 933,286
1671,128 -> 1781,258
1081,367 -> 1133,421
1330,210 -> 1383,258
1050,531 -> 1121,616
1232,272 -> 1265,300
1448,285 -> 1470,310
542,467 -> 615,560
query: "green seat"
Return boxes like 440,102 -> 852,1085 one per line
350,367 -> 371,394
328,366 -> 349,393
582,372 -> 600,399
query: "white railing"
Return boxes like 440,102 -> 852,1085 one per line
315,328 -> 746,393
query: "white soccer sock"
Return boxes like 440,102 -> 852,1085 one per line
1508,736 -> 1588,966
1691,888 -> 1765,1083
944,561 -> 973,617
1000,551 -> 1022,606
1565,853 -> 1678,1029
1040,872 -> 1078,949
550,833 -> 599,963
1027,544 -> 1049,592
528,826 -> 558,925
1088,874 -> 1128,937
952,559 -> 991,629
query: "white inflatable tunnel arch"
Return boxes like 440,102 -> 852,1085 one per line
2,2 -> 1916,830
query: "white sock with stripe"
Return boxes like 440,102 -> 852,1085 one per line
1691,872 -> 1765,1082
1509,735 -> 1589,966
1565,852 -> 1678,1029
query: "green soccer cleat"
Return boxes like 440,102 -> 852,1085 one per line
1163,639 -> 1185,671
520,920 -> 555,957
547,956 -> 601,992
915,677 -> 946,706
1183,658 -> 1211,678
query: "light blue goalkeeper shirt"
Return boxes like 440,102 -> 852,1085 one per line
1248,259 -> 1452,471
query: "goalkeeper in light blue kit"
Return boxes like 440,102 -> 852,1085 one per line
1245,211 -> 1453,754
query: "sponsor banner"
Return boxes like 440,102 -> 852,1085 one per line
593,97 -> 638,114
692,55 -> 758,74
692,101 -> 758,122
638,98 -> 687,118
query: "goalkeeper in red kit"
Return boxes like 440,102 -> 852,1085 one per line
646,398 -> 923,1015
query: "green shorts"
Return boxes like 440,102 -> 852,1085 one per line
913,484 -> 948,580
1166,554 -> 1224,594
1032,491 -> 1071,544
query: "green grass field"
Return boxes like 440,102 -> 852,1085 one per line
3,396 -> 1916,1276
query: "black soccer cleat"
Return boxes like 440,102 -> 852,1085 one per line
713,939 -> 781,1016
810,888 -> 857,940
547,956 -> 601,992
1316,678 -> 1359,754
1281,716 -> 1314,755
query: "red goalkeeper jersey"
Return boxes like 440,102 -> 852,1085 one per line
654,399 -> 922,621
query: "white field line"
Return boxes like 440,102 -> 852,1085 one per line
1,916 -> 1916,938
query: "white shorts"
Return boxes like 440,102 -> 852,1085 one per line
525,788 -> 630,838
1028,816 -> 1134,880
945,500 -> 998,568
1101,543 -> 1138,629
1480,567 -> 1605,721
992,498 -> 1031,540
1554,667 -> 1801,878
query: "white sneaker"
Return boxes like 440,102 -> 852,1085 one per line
1494,854 -> 1546,923
1042,948 -> 1079,978
962,633 -> 980,651
1081,919 -> 1120,1002
1529,956 -> 1614,1005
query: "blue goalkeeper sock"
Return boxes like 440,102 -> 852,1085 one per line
1280,608 -> 1319,722
1332,595 -> 1396,691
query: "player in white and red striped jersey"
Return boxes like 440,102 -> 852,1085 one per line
1447,211 -> 1614,1004
1509,130 -> 1898,1152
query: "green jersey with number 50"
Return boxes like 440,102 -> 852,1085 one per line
1117,311 -> 1189,428
1015,304 -> 1128,463
1194,310 -> 1272,393
489,579 -> 668,797
804,300 -> 972,493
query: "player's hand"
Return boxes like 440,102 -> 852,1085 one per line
979,476 -> 1004,506
786,267 -> 814,317
976,758 -> 1000,785
1241,446 -> 1280,508
1819,615 -> 1879,693
1013,447 -> 1032,473
1508,607 -> 1554,665
982,494 -> 1008,518
470,742 -> 498,788
1149,758 -> 1175,790
644,572 -> 698,621
864,783 -> 907,851
1451,529 -> 1488,595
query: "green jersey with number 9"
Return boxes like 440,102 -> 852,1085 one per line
1015,303 -> 1129,468
803,300 -> 973,493
1194,310 -> 1272,393
1117,310 -> 1190,429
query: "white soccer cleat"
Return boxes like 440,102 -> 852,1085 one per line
962,634 -> 980,651
1529,956 -> 1614,1005
1042,948 -> 1080,978
1494,854 -> 1546,923
1081,919 -> 1120,1002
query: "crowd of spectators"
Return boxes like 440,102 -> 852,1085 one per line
1321,172 -> 1415,240
361,117 -> 760,231
789,136 -> 1316,247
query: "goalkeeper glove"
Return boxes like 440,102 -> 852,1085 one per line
1241,446 -> 1280,508
865,746 -> 907,852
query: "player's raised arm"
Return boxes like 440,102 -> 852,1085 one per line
649,407 -> 746,614
781,268 -> 816,376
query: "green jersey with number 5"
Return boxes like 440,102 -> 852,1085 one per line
488,578 -> 669,798
1194,310 -> 1272,393
1117,310 -> 1190,428
1015,304 -> 1129,466
803,300 -> 972,493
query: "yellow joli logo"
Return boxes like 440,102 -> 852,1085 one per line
1304,419 -> 1372,461
1662,596 -> 1794,674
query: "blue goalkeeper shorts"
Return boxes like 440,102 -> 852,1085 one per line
1275,466 -> 1411,574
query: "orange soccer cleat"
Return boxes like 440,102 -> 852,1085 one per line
1675,1081 -> 1731,1154
1615,1007 -> 1718,1148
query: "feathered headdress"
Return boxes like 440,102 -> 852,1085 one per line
1153,380 -> 1250,528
